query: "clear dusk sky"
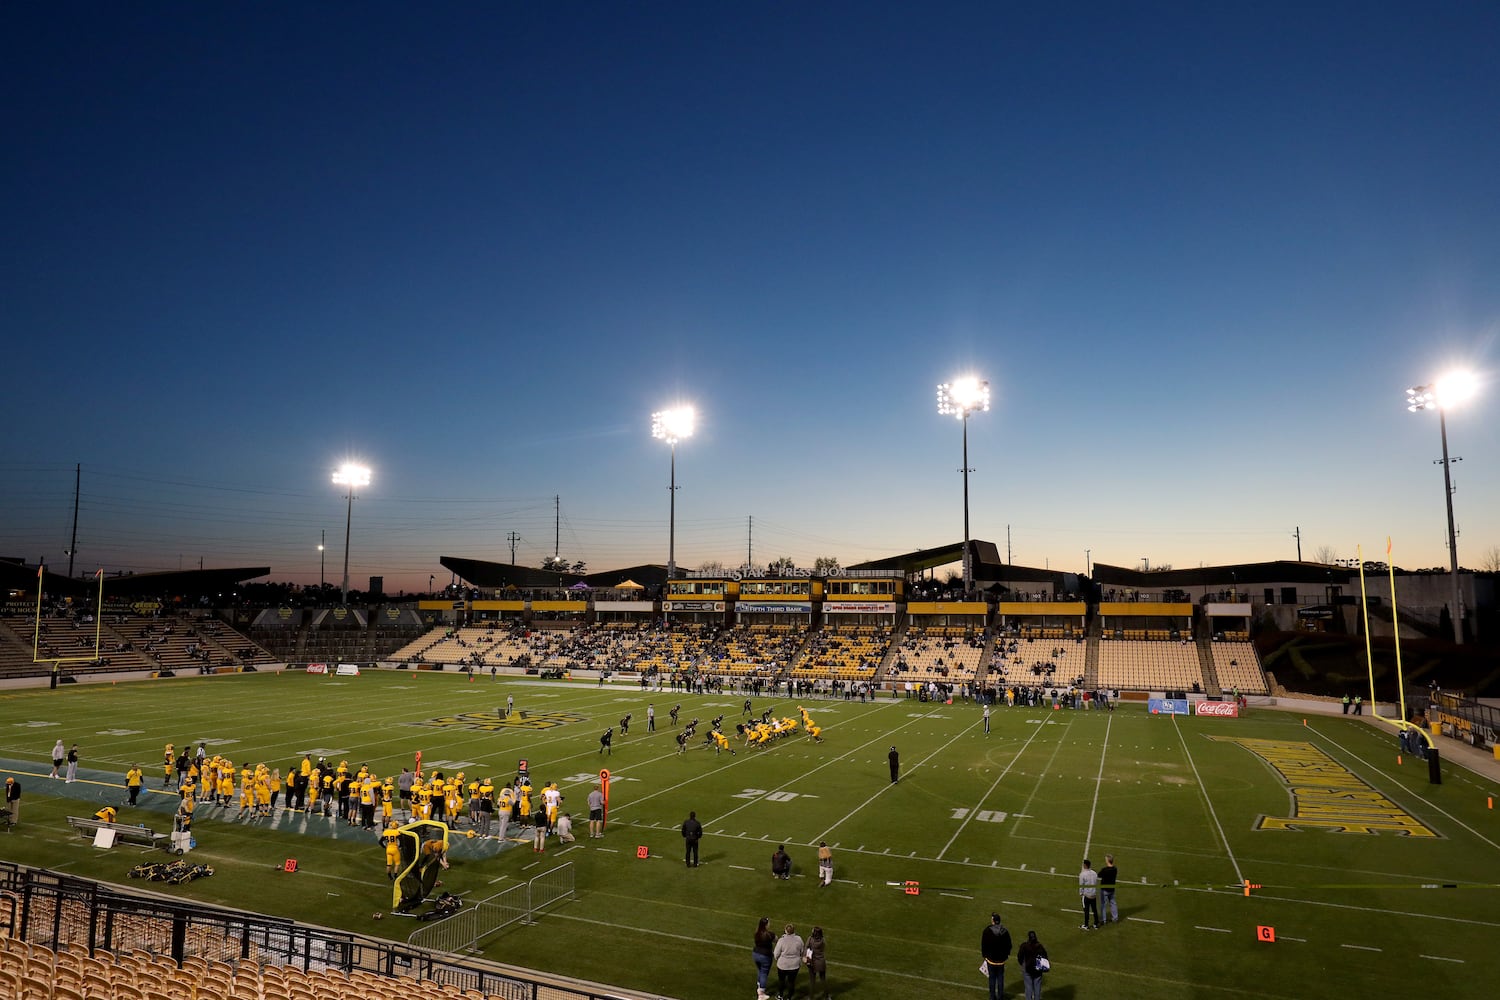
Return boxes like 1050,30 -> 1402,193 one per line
2,2 -> 1497,594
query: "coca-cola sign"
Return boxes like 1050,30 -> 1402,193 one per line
1194,700 -> 1240,718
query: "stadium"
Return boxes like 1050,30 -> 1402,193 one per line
1,541 -> 1497,1000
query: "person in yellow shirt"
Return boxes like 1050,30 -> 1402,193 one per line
382,822 -> 402,879
380,781 -> 395,825
238,767 -> 254,816
254,767 -> 272,817
125,765 -> 144,806
269,769 -> 283,812
95,805 -> 117,824
162,744 -> 175,788
307,767 -> 322,814
711,730 -> 735,755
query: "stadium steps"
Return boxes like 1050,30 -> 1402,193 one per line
1196,633 -> 1223,696
1082,623 -> 1101,688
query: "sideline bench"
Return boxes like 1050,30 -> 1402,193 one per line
66,816 -> 170,849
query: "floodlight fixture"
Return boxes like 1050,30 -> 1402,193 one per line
651,406 -> 696,587
332,463 -> 372,606
1405,374 -> 1478,644
936,375 -> 990,594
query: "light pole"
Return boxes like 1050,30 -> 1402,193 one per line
937,376 -> 989,596
1407,373 -> 1476,644
318,531 -> 325,596
332,463 -> 371,607
1085,549 -> 1092,577
651,406 -> 695,584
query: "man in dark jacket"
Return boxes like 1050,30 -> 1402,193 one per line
888,746 -> 900,783
681,810 -> 703,867
981,911 -> 1013,1000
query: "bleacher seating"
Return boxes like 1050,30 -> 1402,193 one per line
1210,640 -> 1268,695
0,936 -> 515,1000
988,634 -> 1086,686
887,626 -> 984,684
1096,638 -> 1205,692
792,625 -> 891,681
699,624 -> 803,679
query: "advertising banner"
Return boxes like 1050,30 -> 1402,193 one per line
822,601 -> 898,614
1193,700 -> 1241,718
1147,698 -> 1191,715
335,663 -> 361,676
664,601 -> 724,612
735,602 -> 811,614
305,663 -> 327,675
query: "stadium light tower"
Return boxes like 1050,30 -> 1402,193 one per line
1406,372 -> 1476,644
318,530 -> 325,595
332,463 -> 371,606
937,376 -> 989,595
651,406 -> 695,585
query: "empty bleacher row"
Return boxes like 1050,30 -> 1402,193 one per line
1096,638 -> 1205,692
1210,640 -> 1268,694
0,614 -> 275,679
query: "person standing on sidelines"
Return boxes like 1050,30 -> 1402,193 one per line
1099,853 -> 1119,924
1079,859 -> 1100,929
805,926 -> 828,1000
648,704 -> 656,732
772,923 -> 805,1000
66,744 -> 80,783
126,765 -> 144,806
980,911 -> 1012,1000
587,783 -> 605,839
51,739 -> 65,779
1017,930 -> 1049,1000
4,777 -> 20,829
888,746 -> 900,783
983,702 -> 991,735
681,810 -> 703,867
751,916 -> 775,1000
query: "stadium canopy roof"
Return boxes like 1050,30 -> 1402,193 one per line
1091,560 -> 1358,588
0,561 -> 269,599
440,556 -> 668,591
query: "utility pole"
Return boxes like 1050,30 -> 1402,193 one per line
747,515 -> 753,568
1293,525 -> 1302,561
66,463 -> 80,579
1006,524 -> 1011,565
554,495 -> 560,561
507,531 -> 521,565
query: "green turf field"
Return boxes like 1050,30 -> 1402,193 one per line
1,671 -> 1496,999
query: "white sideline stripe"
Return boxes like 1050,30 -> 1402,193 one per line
1340,944 -> 1381,952
1082,712 -> 1114,857
936,704 -> 1057,860
1195,926 -> 1231,933
1421,955 -> 1464,963
1173,716 -> 1244,885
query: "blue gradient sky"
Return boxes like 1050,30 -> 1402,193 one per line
3,2 -> 1497,593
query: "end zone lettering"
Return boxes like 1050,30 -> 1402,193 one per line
1209,736 -> 1439,837
409,711 -> 586,732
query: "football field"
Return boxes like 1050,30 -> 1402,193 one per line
1,670 -> 1496,999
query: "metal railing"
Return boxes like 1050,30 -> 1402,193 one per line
408,862 -> 574,954
0,862 -> 648,1000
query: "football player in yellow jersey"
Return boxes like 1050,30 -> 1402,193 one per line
517,779 -> 532,827
307,767 -> 322,814
476,778 -> 494,836
254,767 -> 272,816
381,821 -> 402,879
95,805 -> 117,824
542,782 -> 562,832
380,781 -> 395,825
711,730 -> 735,755
162,744 -> 175,788
320,771 -> 337,818
238,767 -> 254,816
125,765 -> 144,806
217,763 -> 234,807
494,783 -> 514,841
467,779 -> 481,825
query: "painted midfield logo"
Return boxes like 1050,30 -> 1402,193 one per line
409,711 -> 586,732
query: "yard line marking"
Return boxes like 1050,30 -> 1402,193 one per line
729,865 -> 755,871
1173,715 -> 1244,885
1001,900 -> 1032,907
940,892 -> 973,899
936,704 -> 1056,860
1340,944 -> 1381,952
1131,918 -> 1164,925
1280,936 -> 1305,942
1420,955 -> 1464,963
1195,926 -> 1231,933
1082,711 -> 1114,857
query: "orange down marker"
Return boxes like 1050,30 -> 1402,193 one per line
1257,925 -> 1275,943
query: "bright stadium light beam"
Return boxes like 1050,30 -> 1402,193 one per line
332,463 -> 372,607
1405,371 -> 1476,644
936,376 -> 990,595
651,406 -> 696,587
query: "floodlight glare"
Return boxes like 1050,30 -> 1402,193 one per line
937,377 -> 990,419
651,406 -> 696,446
333,463 -> 372,488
